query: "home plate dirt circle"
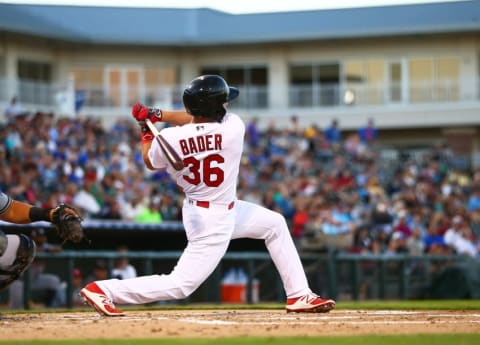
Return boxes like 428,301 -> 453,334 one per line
1,310 -> 479,340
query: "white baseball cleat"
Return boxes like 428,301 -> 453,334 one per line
285,292 -> 335,313
80,282 -> 125,317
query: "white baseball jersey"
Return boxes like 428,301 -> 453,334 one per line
148,112 -> 244,204
97,112 -> 313,305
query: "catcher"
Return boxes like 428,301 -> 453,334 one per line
0,190 -> 84,291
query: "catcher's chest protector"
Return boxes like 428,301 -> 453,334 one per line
0,234 -> 36,290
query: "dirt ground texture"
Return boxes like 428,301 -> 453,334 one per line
0,309 -> 479,340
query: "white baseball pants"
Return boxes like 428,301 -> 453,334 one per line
97,199 -> 311,304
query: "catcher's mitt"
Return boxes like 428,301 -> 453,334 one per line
51,204 -> 85,243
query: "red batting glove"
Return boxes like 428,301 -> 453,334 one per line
132,102 -> 163,144
131,102 -> 148,121
131,102 -> 162,123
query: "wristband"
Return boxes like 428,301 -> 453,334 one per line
149,108 -> 163,122
29,206 -> 52,222
141,131 -> 154,144
140,122 -> 154,144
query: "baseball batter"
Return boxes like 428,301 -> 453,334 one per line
80,75 -> 335,316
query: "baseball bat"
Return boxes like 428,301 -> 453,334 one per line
144,118 -> 184,171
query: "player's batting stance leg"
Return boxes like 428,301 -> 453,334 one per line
80,198 -> 334,315
231,200 -> 320,307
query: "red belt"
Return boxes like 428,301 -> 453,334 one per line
191,200 -> 235,210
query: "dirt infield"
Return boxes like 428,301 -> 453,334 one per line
1,309 -> 479,340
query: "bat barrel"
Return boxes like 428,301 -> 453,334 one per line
144,119 -> 184,171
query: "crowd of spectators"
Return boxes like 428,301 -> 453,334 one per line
244,116 -> 480,259
1,110 -> 480,260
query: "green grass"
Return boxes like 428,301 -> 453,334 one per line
1,334 -> 479,345
141,299 -> 480,311
1,299 -> 480,315
332,299 -> 480,310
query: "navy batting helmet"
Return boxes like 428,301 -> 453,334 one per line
182,75 -> 239,121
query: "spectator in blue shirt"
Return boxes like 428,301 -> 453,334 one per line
324,119 -> 341,145
246,117 -> 260,148
358,117 -> 378,144
467,186 -> 480,212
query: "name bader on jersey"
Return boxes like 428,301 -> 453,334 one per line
179,133 -> 223,155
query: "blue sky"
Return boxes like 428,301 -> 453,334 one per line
0,0 -> 465,13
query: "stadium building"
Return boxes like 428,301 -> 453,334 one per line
0,1 -> 479,163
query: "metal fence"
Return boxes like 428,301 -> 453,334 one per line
328,252 -> 477,301
14,250 -> 476,310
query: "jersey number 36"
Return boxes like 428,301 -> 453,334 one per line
183,154 -> 225,187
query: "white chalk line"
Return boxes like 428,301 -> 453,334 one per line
176,318 -> 480,326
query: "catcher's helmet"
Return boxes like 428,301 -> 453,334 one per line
183,75 -> 239,121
